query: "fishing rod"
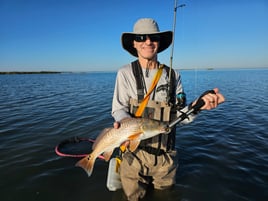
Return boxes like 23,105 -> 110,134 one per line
169,0 -> 186,71
167,0 -> 186,103
169,89 -> 216,128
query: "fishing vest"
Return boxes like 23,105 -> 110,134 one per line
129,60 -> 177,152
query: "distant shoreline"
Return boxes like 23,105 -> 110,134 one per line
1,67 -> 267,75
0,71 -> 62,75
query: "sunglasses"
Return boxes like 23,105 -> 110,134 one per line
134,34 -> 160,42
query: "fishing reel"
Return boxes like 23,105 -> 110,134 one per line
176,92 -> 186,110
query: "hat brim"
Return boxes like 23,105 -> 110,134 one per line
121,31 -> 173,57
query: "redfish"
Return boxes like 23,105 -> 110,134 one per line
75,118 -> 169,177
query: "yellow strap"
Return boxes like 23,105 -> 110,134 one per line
115,157 -> 121,172
135,64 -> 164,117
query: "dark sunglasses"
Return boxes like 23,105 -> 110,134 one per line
134,34 -> 160,42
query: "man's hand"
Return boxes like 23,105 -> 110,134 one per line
192,88 -> 225,110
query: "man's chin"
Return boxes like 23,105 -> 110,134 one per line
143,54 -> 157,60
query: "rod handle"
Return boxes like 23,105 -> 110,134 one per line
192,89 -> 216,112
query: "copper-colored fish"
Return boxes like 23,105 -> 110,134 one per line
75,118 -> 169,177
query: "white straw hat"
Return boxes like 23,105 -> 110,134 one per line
121,18 -> 173,57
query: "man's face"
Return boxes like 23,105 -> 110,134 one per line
133,34 -> 160,60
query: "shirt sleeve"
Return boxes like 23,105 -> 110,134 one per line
111,66 -> 132,122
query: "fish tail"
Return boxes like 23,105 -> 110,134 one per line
75,154 -> 95,177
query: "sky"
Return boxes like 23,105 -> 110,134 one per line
0,0 -> 268,72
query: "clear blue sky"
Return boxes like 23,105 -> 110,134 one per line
1,0 -> 267,72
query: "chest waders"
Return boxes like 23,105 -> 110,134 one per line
129,60 -> 177,166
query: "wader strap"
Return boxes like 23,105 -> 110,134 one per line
165,65 -> 176,106
154,134 -> 162,166
131,60 -> 144,102
131,151 -> 144,173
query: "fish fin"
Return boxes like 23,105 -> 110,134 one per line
120,140 -> 131,151
75,154 -> 96,177
127,132 -> 142,152
128,139 -> 140,152
128,132 -> 143,140
103,150 -> 113,162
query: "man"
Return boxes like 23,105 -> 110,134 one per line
111,18 -> 225,201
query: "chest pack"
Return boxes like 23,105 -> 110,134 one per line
129,60 -> 176,122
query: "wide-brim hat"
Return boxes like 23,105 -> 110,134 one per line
121,18 -> 173,57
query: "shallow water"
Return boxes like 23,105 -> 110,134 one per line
0,69 -> 267,201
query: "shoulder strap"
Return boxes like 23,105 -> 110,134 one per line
163,65 -> 176,105
131,60 -> 144,102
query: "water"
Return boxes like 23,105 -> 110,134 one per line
0,69 -> 267,201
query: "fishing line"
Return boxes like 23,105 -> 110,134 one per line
55,136 -> 105,160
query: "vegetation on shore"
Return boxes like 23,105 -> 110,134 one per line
0,71 -> 62,75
